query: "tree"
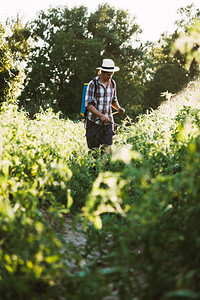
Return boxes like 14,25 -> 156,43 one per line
19,4 -> 142,117
141,37 -> 188,109
144,63 -> 188,108
141,4 -> 200,109
173,19 -> 200,72
88,3 -> 140,56
0,23 -> 23,105
19,6 -> 103,116
5,15 -> 32,63
88,4 -> 145,117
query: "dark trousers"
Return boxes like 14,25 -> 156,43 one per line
85,119 -> 114,150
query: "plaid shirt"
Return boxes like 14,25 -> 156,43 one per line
85,76 -> 117,124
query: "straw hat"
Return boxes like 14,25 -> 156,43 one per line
97,59 -> 120,72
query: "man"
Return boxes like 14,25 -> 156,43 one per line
85,59 -> 125,151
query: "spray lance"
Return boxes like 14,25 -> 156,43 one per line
111,111 -> 134,132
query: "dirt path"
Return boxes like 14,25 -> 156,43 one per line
62,216 -> 86,248
62,215 -> 119,300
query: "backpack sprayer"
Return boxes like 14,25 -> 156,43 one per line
81,82 -> 133,132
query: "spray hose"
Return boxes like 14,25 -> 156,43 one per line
112,121 -> 133,132
85,111 -> 133,132
111,111 -> 133,132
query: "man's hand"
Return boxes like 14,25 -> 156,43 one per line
100,114 -> 110,124
112,101 -> 125,115
86,105 -> 110,124
118,107 -> 125,114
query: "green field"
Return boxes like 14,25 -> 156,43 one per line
1,81 -> 200,299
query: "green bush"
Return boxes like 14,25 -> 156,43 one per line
1,81 -> 200,298
81,81 -> 200,298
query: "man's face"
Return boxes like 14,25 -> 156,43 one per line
102,71 -> 114,82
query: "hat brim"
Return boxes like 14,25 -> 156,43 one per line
96,66 -> 120,72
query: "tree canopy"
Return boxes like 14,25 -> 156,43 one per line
1,3 -> 199,118
0,24 -> 20,104
18,4 -> 144,117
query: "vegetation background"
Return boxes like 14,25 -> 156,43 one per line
0,2 -> 200,299
1,3 -> 200,118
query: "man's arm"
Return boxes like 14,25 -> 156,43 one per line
112,100 -> 125,114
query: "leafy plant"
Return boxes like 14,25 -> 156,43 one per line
1,80 -> 200,298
